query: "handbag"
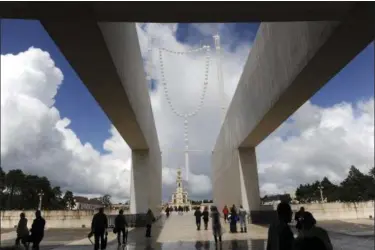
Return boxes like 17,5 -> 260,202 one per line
113,227 -> 117,234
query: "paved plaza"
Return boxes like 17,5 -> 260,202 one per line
1,213 -> 374,250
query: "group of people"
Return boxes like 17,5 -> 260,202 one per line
165,205 -> 190,217
266,202 -> 333,250
14,202 -> 332,250
90,207 -> 156,250
193,206 -> 210,230
190,202 -> 333,249
14,210 -> 46,250
193,206 -> 223,243
222,204 -> 248,233
191,204 -> 248,245
15,208 -> 156,250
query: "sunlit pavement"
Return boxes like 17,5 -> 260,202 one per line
1,213 -> 374,250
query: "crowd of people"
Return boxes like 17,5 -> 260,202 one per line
164,205 -> 189,216
165,202 -> 333,250
13,202 -> 332,250
13,207 -> 156,250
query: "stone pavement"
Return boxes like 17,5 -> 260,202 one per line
318,219 -> 374,236
1,213 -> 374,250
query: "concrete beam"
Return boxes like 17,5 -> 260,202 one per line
239,147 -> 261,214
212,6 -> 373,210
1,2 -> 370,22
216,5 -> 374,151
130,150 -> 162,214
40,21 -> 155,150
39,21 -> 162,212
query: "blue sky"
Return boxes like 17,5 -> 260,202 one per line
1,19 -> 374,153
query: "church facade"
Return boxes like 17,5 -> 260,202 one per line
169,168 -> 191,209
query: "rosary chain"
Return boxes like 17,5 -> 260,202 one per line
158,45 -> 211,118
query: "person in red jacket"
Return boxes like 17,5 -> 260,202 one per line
222,205 -> 229,223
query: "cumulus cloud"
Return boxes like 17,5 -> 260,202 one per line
257,98 -> 374,196
1,23 -> 373,203
136,23 -> 252,199
1,48 -> 131,201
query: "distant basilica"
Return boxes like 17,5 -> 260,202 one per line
169,168 -> 191,209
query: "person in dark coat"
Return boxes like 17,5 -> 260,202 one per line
29,210 -> 45,250
202,206 -> 209,230
114,209 -> 128,246
266,202 -> 294,250
229,204 -> 238,233
294,207 -> 305,234
91,208 -> 108,250
165,207 -> 170,218
145,209 -> 155,238
194,207 -> 202,230
15,212 -> 29,249
294,211 -> 333,250
210,206 -> 222,244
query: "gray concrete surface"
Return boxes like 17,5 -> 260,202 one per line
0,2 -> 367,22
318,219 -> 375,237
0,229 -> 89,249
212,7 -> 374,212
39,21 -> 161,214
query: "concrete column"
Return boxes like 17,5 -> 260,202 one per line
130,150 -> 150,214
238,147 -> 261,212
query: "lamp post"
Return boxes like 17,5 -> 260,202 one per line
38,191 -> 44,210
318,185 -> 324,203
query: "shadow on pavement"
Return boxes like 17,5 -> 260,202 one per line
0,239 -> 267,250
117,239 -> 266,250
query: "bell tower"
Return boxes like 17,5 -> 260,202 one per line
176,168 -> 183,193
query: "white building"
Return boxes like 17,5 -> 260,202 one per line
72,196 -> 103,210
169,169 -> 191,208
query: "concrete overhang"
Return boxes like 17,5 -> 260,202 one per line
214,3 -> 374,151
39,20 -> 155,150
0,2 -> 369,22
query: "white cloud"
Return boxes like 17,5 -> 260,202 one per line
1,23 -> 373,204
257,98 -> 374,196
1,48 -> 131,202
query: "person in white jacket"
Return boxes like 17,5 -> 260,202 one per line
238,205 -> 248,233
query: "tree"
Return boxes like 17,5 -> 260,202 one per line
365,167 -> 375,199
339,166 -> 371,202
100,194 -> 112,208
5,169 -> 25,209
50,186 -> 66,209
0,167 -> 5,207
369,167 -> 375,180
0,167 -> 5,192
320,177 -> 339,202
295,183 -> 315,203
63,190 -> 76,210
